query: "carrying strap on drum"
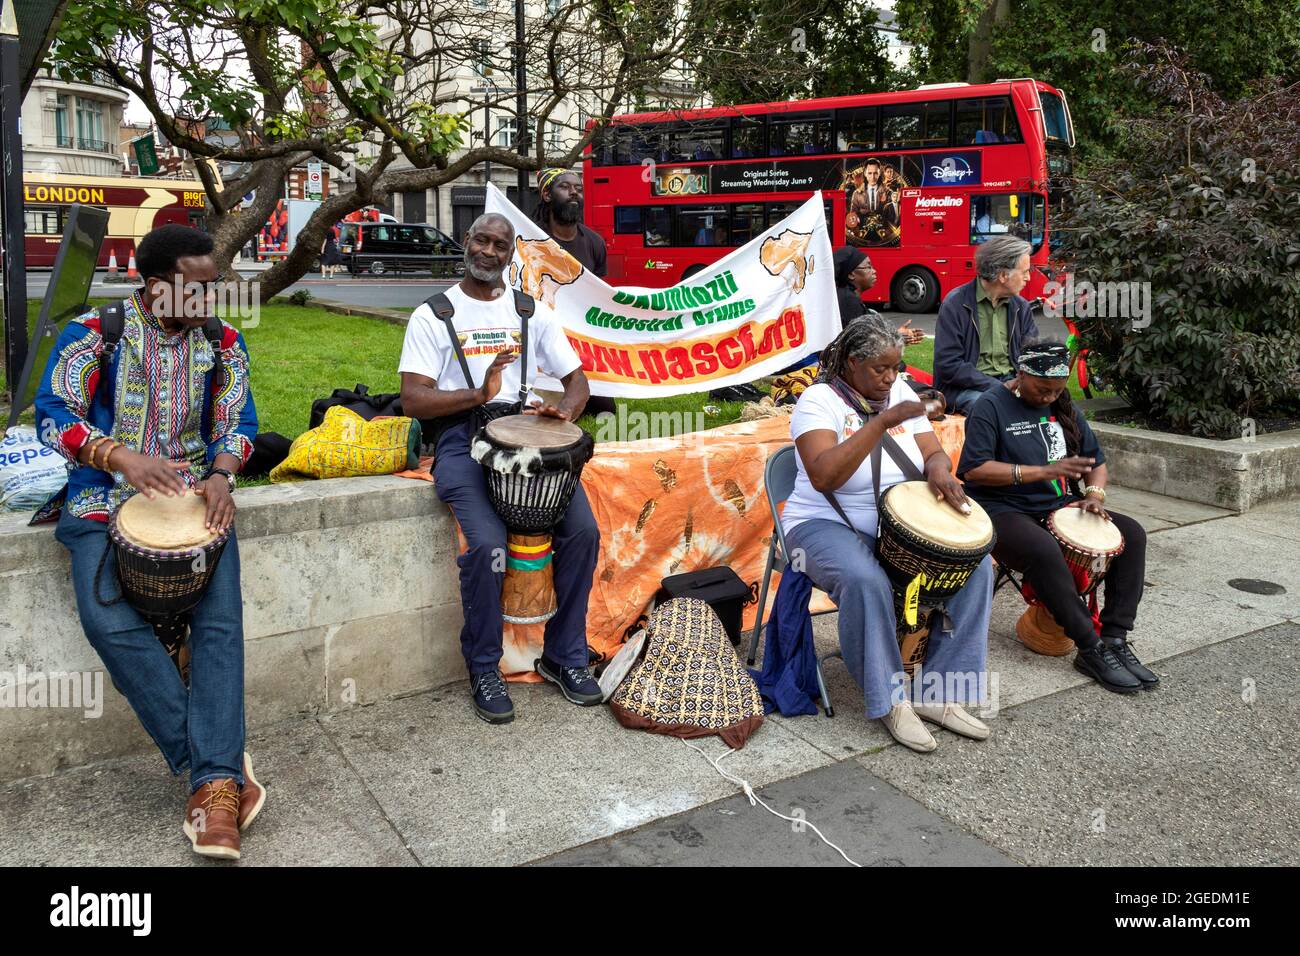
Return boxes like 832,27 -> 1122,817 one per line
425,289 -> 534,406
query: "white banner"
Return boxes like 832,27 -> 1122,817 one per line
485,184 -> 837,397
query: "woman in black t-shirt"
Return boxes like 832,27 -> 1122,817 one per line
958,342 -> 1158,694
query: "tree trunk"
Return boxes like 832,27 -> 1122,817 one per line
967,0 -> 1011,84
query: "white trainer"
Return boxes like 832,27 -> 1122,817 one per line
881,702 -> 938,753
912,703 -> 991,741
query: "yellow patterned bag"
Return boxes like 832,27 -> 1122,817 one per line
270,406 -> 421,482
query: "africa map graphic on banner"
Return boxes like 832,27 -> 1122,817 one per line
484,184 -> 839,398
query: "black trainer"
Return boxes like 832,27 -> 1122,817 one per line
1073,642 -> 1143,694
535,655 -> 603,706
470,669 -> 515,724
1106,638 -> 1160,689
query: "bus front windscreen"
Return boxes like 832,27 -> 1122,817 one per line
1040,92 -> 1073,145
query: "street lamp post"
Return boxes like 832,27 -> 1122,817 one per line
514,0 -> 527,210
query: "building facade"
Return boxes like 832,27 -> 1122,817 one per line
21,70 -> 129,177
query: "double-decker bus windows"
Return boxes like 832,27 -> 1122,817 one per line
837,107 -> 879,152
676,205 -> 729,246
644,206 -> 671,246
970,193 -> 1045,252
768,112 -> 832,156
614,207 -> 643,234
730,116 -> 765,158
730,203 -> 765,245
671,122 -> 725,162
955,97 -> 1023,145
881,102 -> 951,150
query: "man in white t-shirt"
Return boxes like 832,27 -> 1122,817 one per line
399,212 -> 601,725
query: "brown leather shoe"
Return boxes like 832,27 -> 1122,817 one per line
184,779 -> 242,860
239,752 -> 266,832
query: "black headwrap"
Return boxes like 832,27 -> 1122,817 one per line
1017,342 -> 1071,378
833,246 -> 867,287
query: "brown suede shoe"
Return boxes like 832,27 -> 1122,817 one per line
184,779 -> 242,860
239,752 -> 266,832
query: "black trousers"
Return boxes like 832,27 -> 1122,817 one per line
991,508 -> 1146,646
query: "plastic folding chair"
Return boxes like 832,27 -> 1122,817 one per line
745,444 -> 844,716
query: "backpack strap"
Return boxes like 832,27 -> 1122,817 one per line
202,315 -> 226,397
95,300 -> 128,409
424,291 -> 476,390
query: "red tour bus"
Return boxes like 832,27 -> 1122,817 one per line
583,79 -> 1075,313
22,173 -> 207,268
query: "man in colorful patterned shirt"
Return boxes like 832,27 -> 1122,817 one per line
34,224 -> 262,860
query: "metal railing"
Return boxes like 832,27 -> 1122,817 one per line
53,134 -> 116,154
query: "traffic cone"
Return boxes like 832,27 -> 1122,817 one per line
125,248 -> 139,281
105,248 -> 119,280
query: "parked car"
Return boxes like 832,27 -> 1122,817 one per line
339,222 -> 465,276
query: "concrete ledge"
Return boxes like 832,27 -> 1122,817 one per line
313,298 -> 409,326
0,476 -> 465,783
1090,419 -> 1300,512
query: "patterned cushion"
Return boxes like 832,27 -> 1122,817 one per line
609,597 -> 764,749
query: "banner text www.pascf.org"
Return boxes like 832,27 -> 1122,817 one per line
568,306 -> 807,386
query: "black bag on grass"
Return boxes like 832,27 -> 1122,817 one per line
309,383 -> 403,429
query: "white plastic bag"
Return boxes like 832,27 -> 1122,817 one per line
0,426 -> 68,512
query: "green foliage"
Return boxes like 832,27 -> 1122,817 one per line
1058,44 -> 1300,437
287,289 -> 314,306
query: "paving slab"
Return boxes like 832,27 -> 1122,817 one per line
0,717 -> 416,866
858,622 -> 1300,867
537,759 -> 1017,867
1101,485 -> 1234,532
318,681 -> 833,866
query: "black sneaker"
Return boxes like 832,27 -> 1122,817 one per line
470,670 -> 515,724
1073,642 -> 1143,694
534,655 -> 603,706
1105,638 -> 1160,689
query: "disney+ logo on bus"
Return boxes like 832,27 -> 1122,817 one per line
922,151 -> 981,187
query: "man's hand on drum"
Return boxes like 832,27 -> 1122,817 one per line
478,349 -> 518,404
116,450 -> 191,500
193,475 -> 235,532
523,400 -> 569,420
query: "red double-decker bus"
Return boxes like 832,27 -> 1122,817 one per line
583,79 -> 1075,313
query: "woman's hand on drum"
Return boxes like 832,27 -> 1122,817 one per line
194,476 -> 236,532
524,400 -> 569,421
1068,496 -> 1109,520
116,449 -> 191,499
925,459 -> 969,512
478,349 -> 519,404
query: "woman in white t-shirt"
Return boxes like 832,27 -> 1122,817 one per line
782,313 -> 994,753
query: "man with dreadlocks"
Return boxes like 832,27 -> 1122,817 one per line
959,340 -> 1157,693
530,167 -> 616,416
780,313 -> 995,753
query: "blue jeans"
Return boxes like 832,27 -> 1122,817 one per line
783,517 -> 993,719
951,374 -> 1014,415
55,510 -> 246,790
434,421 -> 600,674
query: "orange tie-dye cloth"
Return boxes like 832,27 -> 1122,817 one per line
401,414 -> 966,681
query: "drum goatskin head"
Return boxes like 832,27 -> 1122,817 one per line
116,490 -> 220,550
883,480 -> 993,549
485,413 -> 584,450
1049,506 -> 1124,552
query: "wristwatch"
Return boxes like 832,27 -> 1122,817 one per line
205,466 -> 236,492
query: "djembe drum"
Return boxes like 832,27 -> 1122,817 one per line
875,481 -> 996,675
101,490 -> 232,683
471,414 -> 595,624
1015,506 -> 1126,655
